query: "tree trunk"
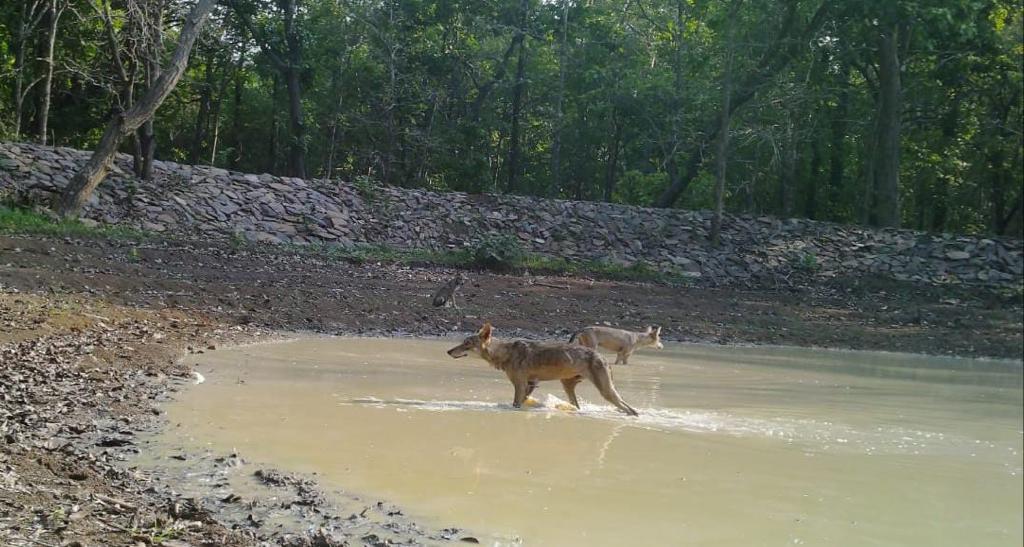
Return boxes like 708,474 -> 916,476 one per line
268,74 -> 280,173
322,65 -> 344,178
416,93 -> 440,186
225,0 -> 304,175
325,122 -> 339,178
208,62 -> 231,165
828,62 -> 849,219
139,107 -> 159,179
13,23 -> 28,138
550,0 -> 568,194
805,140 -> 821,220
15,0 -> 47,139
506,0 -> 529,194
285,66 -> 307,178
56,0 -> 217,217
190,56 -> 214,165
36,0 -> 61,145
282,0 -> 306,178
137,0 -> 165,180
711,0 -> 739,246
987,89 -> 1020,235
780,128 -> 796,217
603,109 -> 623,202
209,111 -> 221,164
871,24 -> 902,227
229,56 -> 244,169
382,41 -> 399,185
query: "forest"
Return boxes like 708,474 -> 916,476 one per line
1,0 -> 1021,235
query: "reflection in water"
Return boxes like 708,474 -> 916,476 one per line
155,337 -> 1023,547
695,346 -> 1023,387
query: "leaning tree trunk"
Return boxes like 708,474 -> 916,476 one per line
56,0 -> 216,217
871,24 -> 902,228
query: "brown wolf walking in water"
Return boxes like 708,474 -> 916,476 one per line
570,326 -> 663,365
446,323 -> 639,416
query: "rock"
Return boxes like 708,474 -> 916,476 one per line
946,251 -> 970,260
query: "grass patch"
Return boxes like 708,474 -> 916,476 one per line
272,240 -> 688,284
0,205 -> 146,240
270,241 -> 474,269
521,254 -> 688,284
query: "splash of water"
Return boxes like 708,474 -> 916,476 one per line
343,394 -> 994,457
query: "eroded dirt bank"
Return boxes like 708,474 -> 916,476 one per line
0,293 -> 475,546
2,233 -> 1022,357
1,232 -> 1022,546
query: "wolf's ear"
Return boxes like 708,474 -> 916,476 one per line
645,326 -> 653,333
655,326 -> 662,336
478,322 -> 492,340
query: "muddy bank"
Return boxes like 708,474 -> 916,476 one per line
0,293 -> 473,546
2,233 -> 1021,359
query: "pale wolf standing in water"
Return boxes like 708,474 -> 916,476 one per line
570,326 -> 663,365
447,323 -> 639,416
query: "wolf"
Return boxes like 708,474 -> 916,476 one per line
432,274 -> 465,309
569,326 -> 663,365
447,323 -> 638,416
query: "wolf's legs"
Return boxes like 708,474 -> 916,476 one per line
561,376 -> 582,408
511,377 -> 529,408
615,351 -> 627,365
589,365 -> 638,416
525,379 -> 539,398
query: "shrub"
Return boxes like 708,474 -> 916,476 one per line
470,234 -> 526,272
791,251 -> 821,273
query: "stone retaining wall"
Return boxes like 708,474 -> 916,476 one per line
2,142 -> 1021,287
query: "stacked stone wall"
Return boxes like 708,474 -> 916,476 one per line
2,143 -> 1020,287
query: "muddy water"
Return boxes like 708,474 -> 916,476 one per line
159,338 -> 1023,546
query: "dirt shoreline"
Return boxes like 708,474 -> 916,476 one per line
0,293 -> 478,546
2,232 -> 1022,546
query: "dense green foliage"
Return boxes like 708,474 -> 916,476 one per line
1,0 -> 1021,235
